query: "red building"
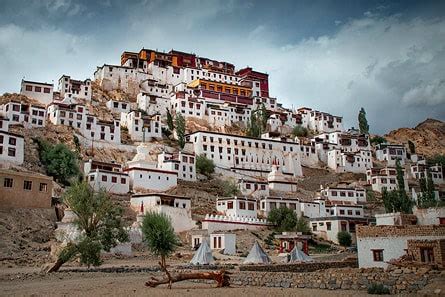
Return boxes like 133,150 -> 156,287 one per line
236,67 -> 270,97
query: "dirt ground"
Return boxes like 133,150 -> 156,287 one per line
0,270 -> 375,297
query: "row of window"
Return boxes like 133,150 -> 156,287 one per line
3,178 -> 48,191
90,175 -> 127,184
199,135 -> 297,151
25,85 -> 51,93
0,146 -> 17,157
330,190 -> 365,197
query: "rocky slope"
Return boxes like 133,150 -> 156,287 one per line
384,118 -> 445,158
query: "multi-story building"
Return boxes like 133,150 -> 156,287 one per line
216,197 -> 258,219
94,64 -> 149,94
185,131 -> 303,178
20,79 -> 54,105
84,160 -> 130,195
238,178 -> 269,198
137,92 -> 171,116
106,99 -> 131,114
297,107 -> 343,133
57,75 -> 92,101
0,100 -> 47,128
375,143 -> 407,166
236,67 -> 269,97
0,169 -> 53,208
187,79 -> 252,98
366,167 -> 409,193
120,111 -> 162,142
320,185 -> 367,204
157,151 -> 196,181
0,117 -> 24,165
327,149 -> 372,173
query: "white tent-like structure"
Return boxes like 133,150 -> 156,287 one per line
190,240 -> 214,265
243,241 -> 271,264
287,246 -> 313,263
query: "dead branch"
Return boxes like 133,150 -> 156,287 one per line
145,269 -> 231,288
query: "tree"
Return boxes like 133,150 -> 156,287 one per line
382,160 -> 413,213
370,136 -> 386,145
417,171 -> 437,208
295,217 -> 311,234
220,178 -> 241,196
166,108 -> 174,131
259,103 -> 268,132
292,125 -> 309,138
408,140 -> 416,154
175,113 -> 186,149
196,154 -> 215,177
36,138 -> 81,185
337,231 -> 352,247
48,182 -> 128,272
142,212 -> 231,288
267,207 -> 298,232
358,108 -> 369,134
246,112 -> 261,138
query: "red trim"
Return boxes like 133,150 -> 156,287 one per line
202,219 -> 270,227
123,167 -> 178,175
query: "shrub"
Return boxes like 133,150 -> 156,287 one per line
220,179 -> 240,196
367,283 -> 390,295
292,125 -> 309,137
337,231 -> 352,247
370,136 -> 386,145
295,216 -> 311,234
196,154 -> 215,177
268,207 -> 298,232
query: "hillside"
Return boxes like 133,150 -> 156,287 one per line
384,118 -> 445,158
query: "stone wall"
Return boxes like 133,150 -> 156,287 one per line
357,224 -> 445,238
239,259 -> 357,273
407,239 -> 445,268
231,267 -> 440,294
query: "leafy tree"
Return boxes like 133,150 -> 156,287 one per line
220,178 -> 241,196
246,112 -> 261,138
358,107 -> 369,134
166,108 -> 174,131
417,171 -> 437,208
48,182 -> 128,272
267,207 -> 298,232
36,138 -> 81,185
408,140 -> 416,154
141,212 -> 179,268
259,103 -> 268,132
292,125 -> 309,138
382,160 -> 413,213
370,136 -> 386,145
196,154 -> 215,177
175,113 -> 186,149
295,217 -> 311,234
337,231 -> 352,247
427,154 -> 445,169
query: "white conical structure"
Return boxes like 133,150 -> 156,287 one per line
190,240 -> 214,265
287,246 -> 313,263
243,241 -> 271,264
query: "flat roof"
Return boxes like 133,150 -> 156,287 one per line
131,193 -> 190,200
186,130 -> 300,145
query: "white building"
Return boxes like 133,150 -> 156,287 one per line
320,185 -> 367,204
216,197 -> 257,219
120,111 -> 162,142
20,80 -> 54,106
313,132 -> 370,162
186,131 -> 303,179
124,144 -> 177,192
297,107 -> 344,133
0,120 -> 24,165
327,149 -> 372,173
410,164 -> 444,185
130,193 -> 195,232
137,92 -> 170,116
210,233 -> 236,255
375,144 -> 407,166
238,178 -> 269,198
106,100 -> 131,114
157,151 -> 196,181
84,160 -> 129,195
366,167 -> 408,193
259,197 -> 302,217
94,64 -> 149,95
58,75 -> 92,101
0,100 -> 47,128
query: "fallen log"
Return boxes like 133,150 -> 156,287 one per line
145,269 -> 231,288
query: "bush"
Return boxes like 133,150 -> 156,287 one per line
220,179 -> 240,196
295,217 -> 311,234
268,207 -> 298,232
196,154 -> 215,177
292,125 -> 309,137
370,136 -> 386,145
337,231 -> 352,247
367,283 -> 390,295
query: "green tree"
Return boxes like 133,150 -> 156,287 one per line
382,160 -> 413,213
141,212 -> 179,268
417,171 -> 437,208
337,231 -> 352,247
175,113 -> 186,149
292,125 -> 309,138
220,178 -> 241,196
48,182 -> 128,272
259,103 -> 268,132
267,207 -> 298,232
196,154 -> 215,177
408,140 -> 416,154
166,108 -> 174,131
370,136 -> 386,146
36,139 -> 81,185
295,217 -> 311,234
246,112 -> 261,138
358,107 -> 369,134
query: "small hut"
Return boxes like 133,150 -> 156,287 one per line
243,241 -> 271,264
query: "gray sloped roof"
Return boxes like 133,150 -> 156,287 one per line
190,240 -> 214,265
243,241 -> 271,264
288,246 -> 313,263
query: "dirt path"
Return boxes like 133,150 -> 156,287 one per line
0,271 -> 375,297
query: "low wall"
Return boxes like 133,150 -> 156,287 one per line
231,266 -> 439,294
239,259 -> 358,273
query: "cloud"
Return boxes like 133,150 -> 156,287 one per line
401,80 -> 445,106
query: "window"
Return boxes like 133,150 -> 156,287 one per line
121,178 -> 126,184
372,250 -> 384,262
35,86 -> 41,92
420,248 -> 435,263
326,222 -> 331,230
39,183 -> 48,192
23,180 -> 32,190
227,201 -> 233,209
111,176 -> 117,183
248,202 -> 255,211
102,175 -> 107,182
4,177 -> 13,188
239,201 -> 246,210
44,87 -> 50,93
312,223 -> 317,231
8,148 -> 16,157
25,85 -> 32,91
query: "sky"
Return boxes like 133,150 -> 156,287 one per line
0,0 -> 444,134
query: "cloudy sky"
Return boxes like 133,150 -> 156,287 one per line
0,0 -> 444,134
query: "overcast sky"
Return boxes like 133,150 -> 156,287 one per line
0,0 -> 444,134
